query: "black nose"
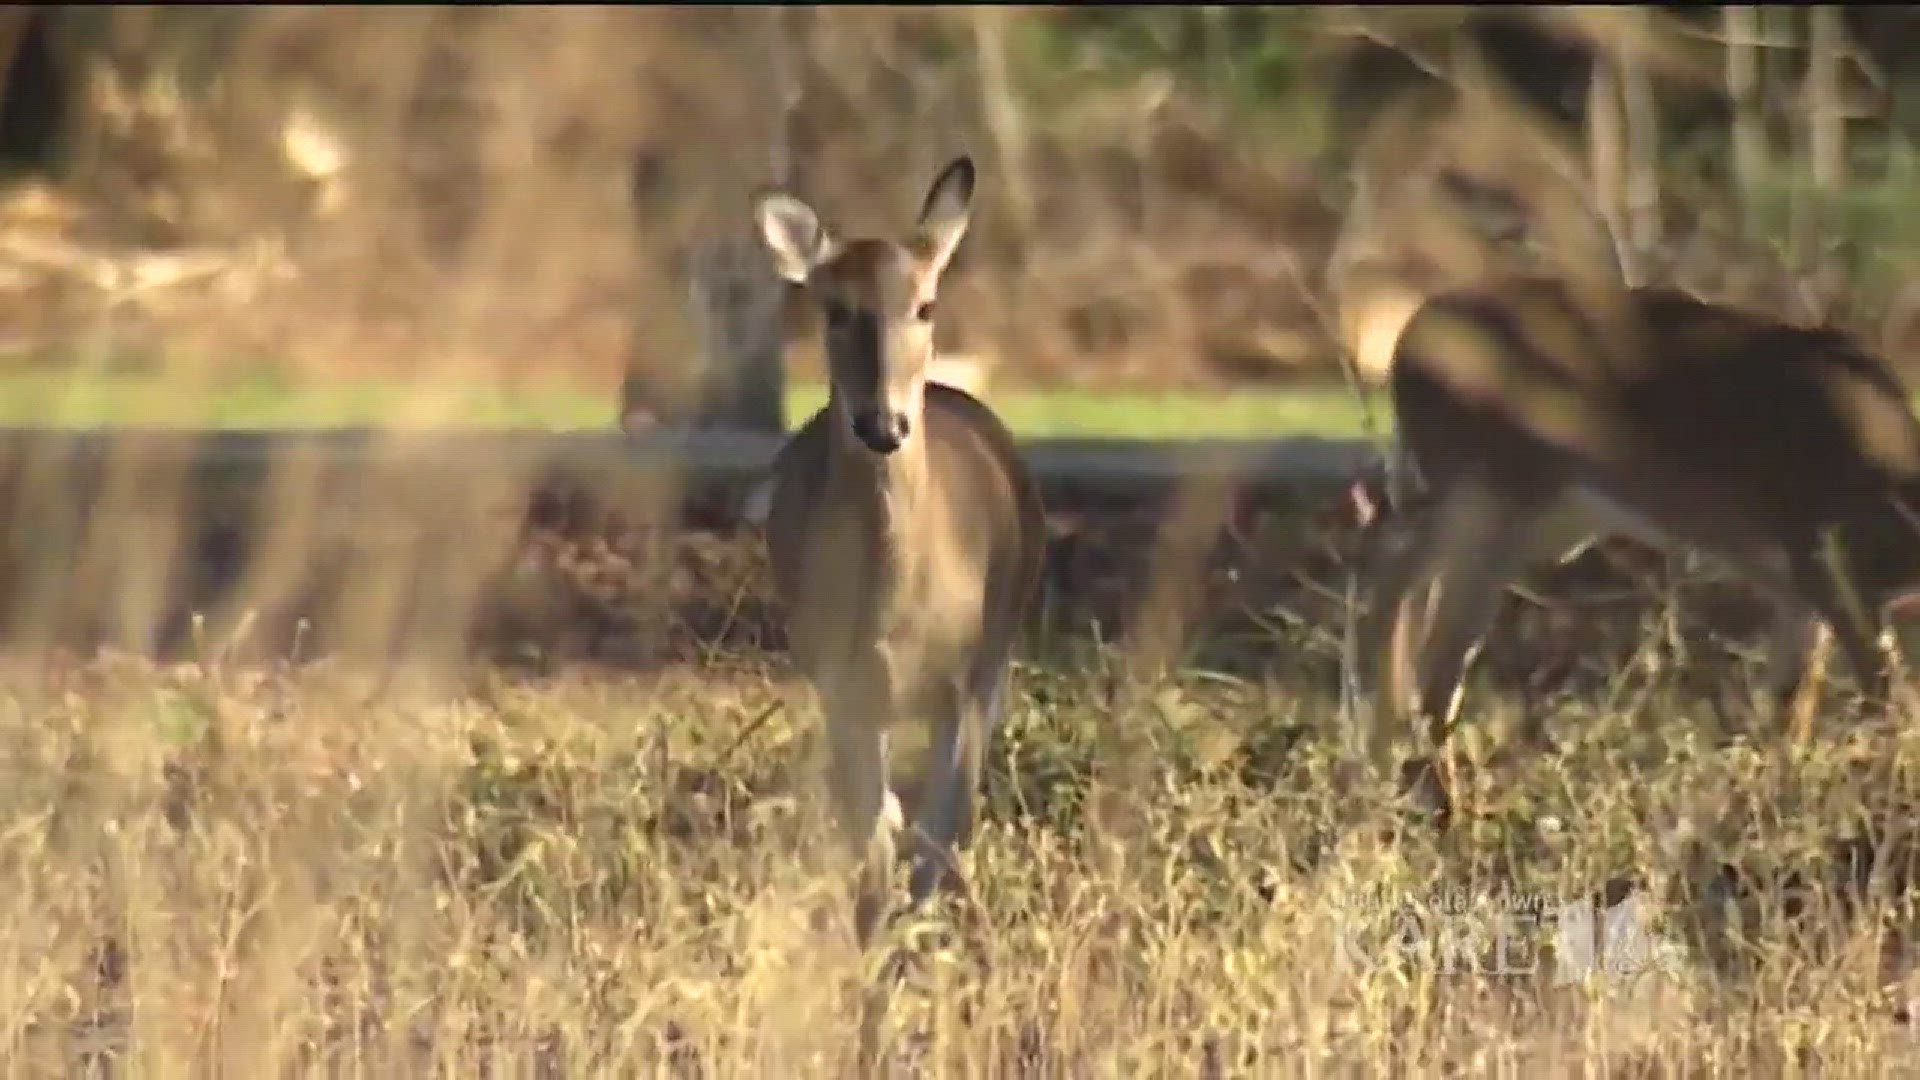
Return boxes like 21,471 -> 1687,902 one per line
853,409 -> 911,453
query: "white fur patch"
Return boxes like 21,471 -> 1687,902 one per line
742,476 -> 776,526
929,354 -> 989,398
1352,290 -> 1428,384
881,788 -> 905,835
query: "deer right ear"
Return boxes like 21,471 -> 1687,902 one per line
755,191 -> 834,285
915,156 -> 976,277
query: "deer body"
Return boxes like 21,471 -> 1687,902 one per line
755,158 -> 1046,945
1354,275 -> 1920,811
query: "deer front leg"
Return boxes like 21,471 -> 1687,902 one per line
906,665 -> 999,907
820,674 -> 899,949
1400,485 -> 1544,821
1350,500 -> 1444,783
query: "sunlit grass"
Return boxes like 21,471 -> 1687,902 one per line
0,368 -> 617,431
785,383 -> 1389,440
0,368 -> 1388,439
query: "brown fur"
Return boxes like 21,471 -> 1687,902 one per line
1354,275 -> 1920,816
755,158 -> 1047,946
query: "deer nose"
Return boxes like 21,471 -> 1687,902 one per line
853,408 -> 911,454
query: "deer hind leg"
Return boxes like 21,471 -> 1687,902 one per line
1763,608 -> 1829,745
1789,531 -> 1896,719
1685,536 -> 1828,738
820,674 -> 899,949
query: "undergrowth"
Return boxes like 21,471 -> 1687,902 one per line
0,634 -> 1915,1074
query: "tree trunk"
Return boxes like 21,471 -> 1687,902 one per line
0,10 -> 31,135
1807,7 -> 1847,200
1724,6 -> 1768,237
1619,11 -> 1662,271
620,7 -> 792,435
768,4 -> 803,194
1796,6 -> 1847,321
1587,47 -> 1637,285
972,6 -> 1029,246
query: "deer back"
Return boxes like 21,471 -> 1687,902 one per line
1391,277 -> 1920,549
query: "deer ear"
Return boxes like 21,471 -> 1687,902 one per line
754,191 -> 834,284
914,156 -> 975,277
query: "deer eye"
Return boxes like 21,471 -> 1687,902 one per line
914,300 -> 936,322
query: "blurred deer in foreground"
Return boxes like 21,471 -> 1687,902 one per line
1352,275 -> 1920,819
753,157 -> 1046,946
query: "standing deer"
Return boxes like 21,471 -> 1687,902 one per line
1352,275 -> 1920,817
753,157 -> 1047,946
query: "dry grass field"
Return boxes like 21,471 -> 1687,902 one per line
0,511 -> 1918,1075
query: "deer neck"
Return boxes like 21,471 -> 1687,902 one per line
826,398 -> 932,554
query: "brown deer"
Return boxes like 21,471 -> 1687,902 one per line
1351,275 -> 1920,817
752,157 -> 1047,946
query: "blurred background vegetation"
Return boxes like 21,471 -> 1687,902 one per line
15,14 -> 1920,1074
1,7 -> 1919,433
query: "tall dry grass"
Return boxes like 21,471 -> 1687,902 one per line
0,645 -> 1917,1073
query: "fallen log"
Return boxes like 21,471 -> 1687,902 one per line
0,427 -> 1384,523
0,425 -> 1385,661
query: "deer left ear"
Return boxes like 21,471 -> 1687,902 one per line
914,156 -> 975,278
755,190 -> 836,285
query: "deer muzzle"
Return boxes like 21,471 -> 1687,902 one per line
852,407 -> 912,454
